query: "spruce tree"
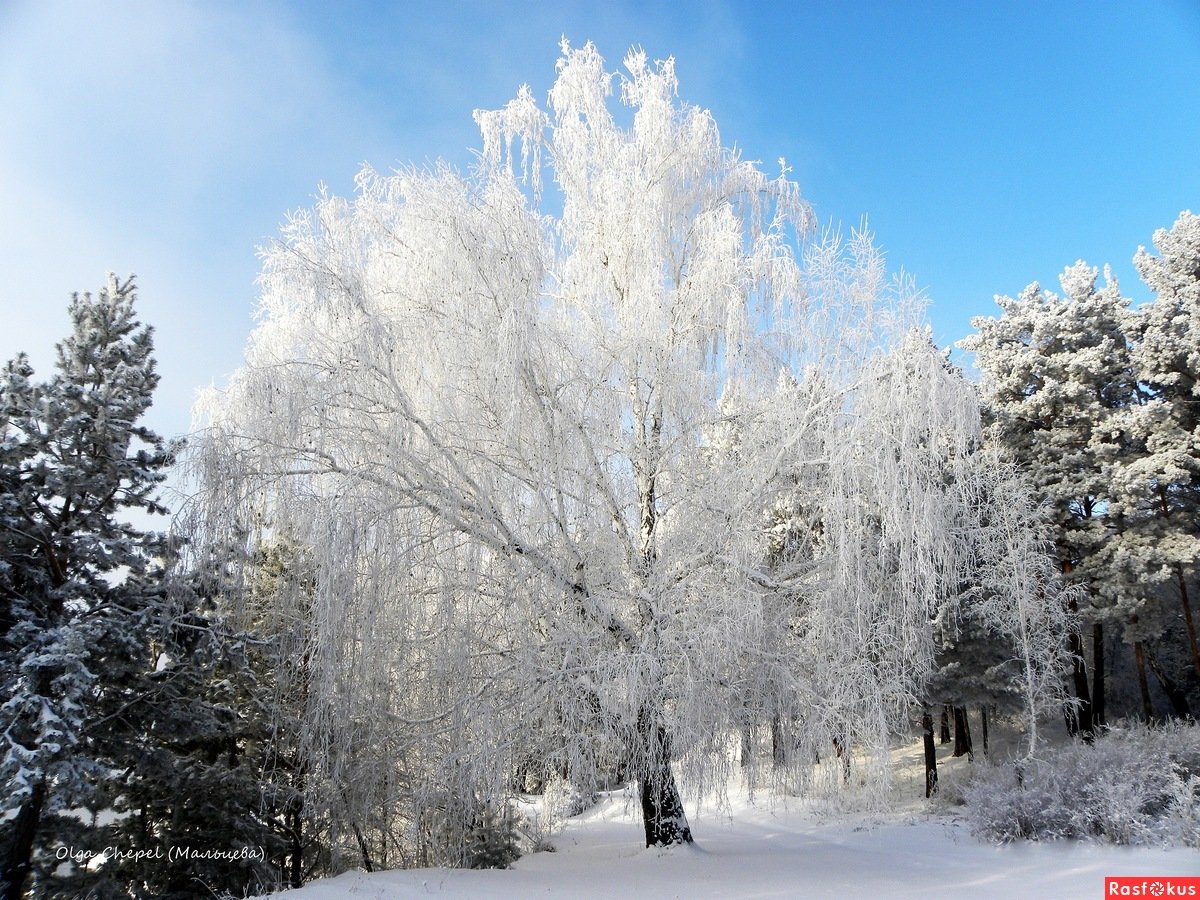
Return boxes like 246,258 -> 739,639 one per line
0,276 -> 173,899
92,562 -> 287,899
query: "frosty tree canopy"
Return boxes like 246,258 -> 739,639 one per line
193,42 -> 1070,856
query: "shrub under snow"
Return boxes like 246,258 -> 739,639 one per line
965,722 -> 1200,847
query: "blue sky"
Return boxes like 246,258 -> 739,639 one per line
1,0 -> 1198,445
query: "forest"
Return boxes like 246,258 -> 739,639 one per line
1,42 -> 1198,899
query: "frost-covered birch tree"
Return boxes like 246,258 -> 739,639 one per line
194,42 -> 1067,853
954,457 -> 1077,755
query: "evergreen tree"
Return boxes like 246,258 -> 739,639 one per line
1125,211 -> 1200,682
241,535 -> 324,887
962,262 -> 1139,733
0,276 -> 173,899
87,552 -> 290,899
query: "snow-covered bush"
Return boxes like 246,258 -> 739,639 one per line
511,776 -> 600,854
542,776 -> 599,822
463,808 -> 522,870
965,722 -> 1200,846
422,797 -> 522,869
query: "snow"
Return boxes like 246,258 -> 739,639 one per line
258,795 -> 1197,899
256,742 -> 1199,899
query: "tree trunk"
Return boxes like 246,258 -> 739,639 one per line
1175,566 -> 1200,677
636,707 -> 692,847
832,735 -> 851,784
1064,627 -> 1094,739
1133,640 -> 1154,721
286,801 -> 304,888
1061,566 -> 1094,740
1146,645 -> 1192,719
352,824 -> 374,873
939,706 -> 951,744
921,709 -> 938,798
951,706 -> 973,760
631,400 -> 689,846
2,777 -> 45,900
771,715 -> 786,768
1091,622 -> 1105,729
980,706 -> 990,757
1155,482 -> 1200,677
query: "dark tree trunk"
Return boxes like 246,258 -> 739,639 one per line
921,709 -> 938,798
1134,640 -> 1154,721
1070,633 -> 1099,739
2,778 -> 45,900
636,707 -> 692,847
1175,566 -> 1200,677
771,715 -> 786,768
1062,568 -> 1094,740
286,801 -> 304,888
1064,627 -> 1094,740
1154,483 -> 1200,677
939,706 -> 951,744
951,706 -> 973,760
980,706 -> 990,757
352,824 -> 374,873
1146,645 -> 1192,720
1091,622 -> 1105,729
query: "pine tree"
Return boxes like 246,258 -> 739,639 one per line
1125,211 -> 1200,683
87,554 -> 291,899
241,535 -> 324,887
0,276 -> 174,899
962,262 -> 1139,733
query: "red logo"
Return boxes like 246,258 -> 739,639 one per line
1106,878 -> 1200,897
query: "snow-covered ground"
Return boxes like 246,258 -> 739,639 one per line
259,741 -> 1200,899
